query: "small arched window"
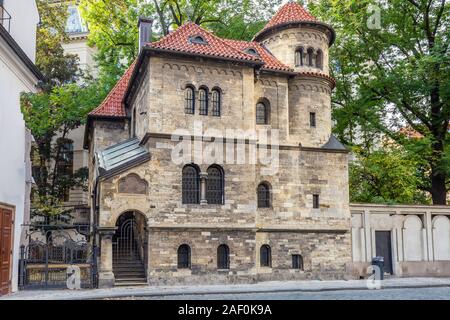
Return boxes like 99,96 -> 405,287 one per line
257,182 -> 271,208
182,165 -> 200,204
206,165 -> 224,204
211,89 -> 221,117
307,48 -> 314,67
316,50 -> 323,70
245,48 -> 258,56
260,245 -> 271,267
295,47 -> 304,66
190,35 -> 207,45
177,244 -> 191,269
199,87 -> 208,115
217,244 -> 230,269
256,101 -> 269,125
185,86 -> 195,114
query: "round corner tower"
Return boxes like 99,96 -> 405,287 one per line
254,1 -> 336,148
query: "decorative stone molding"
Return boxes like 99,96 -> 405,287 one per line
117,173 -> 148,194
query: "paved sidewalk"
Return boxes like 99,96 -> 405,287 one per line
2,277 -> 450,300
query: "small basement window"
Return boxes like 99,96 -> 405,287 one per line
292,254 -> 304,270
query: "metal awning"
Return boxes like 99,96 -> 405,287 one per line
97,138 -> 150,178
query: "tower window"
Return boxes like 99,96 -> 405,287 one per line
211,89 -> 221,117
307,48 -> 314,67
295,48 -> 304,67
206,165 -> 224,204
310,112 -> 316,127
182,165 -> 200,204
316,50 -> 323,70
313,194 -> 320,209
257,182 -> 271,208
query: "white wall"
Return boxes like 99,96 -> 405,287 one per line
0,0 -> 39,292
2,0 -> 39,62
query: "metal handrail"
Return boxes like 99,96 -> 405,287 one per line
0,4 -> 11,32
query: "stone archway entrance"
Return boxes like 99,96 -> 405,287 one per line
112,211 -> 147,286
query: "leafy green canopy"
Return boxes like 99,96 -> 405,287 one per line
309,0 -> 449,204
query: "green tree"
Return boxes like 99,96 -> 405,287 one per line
349,144 -> 429,204
310,0 -> 450,204
21,1 -> 111,216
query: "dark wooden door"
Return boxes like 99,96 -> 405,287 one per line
375,231 -> 393,275
0,208 -> 13,295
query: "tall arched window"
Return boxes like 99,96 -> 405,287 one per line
295,47 -> 304,66
211,89 -> 221,117
307,48 -> 314,67
316,50 -> 323,70
260,245 -> 271,267
56,138 -> 74,201
177,244 -> 191,269
185,86 -> 195,114
206,165 -> 224,204
257,182 -> 271,208
199,87 -> 208,115
256,101 -> 269,125
217,244 -> 230,269
182,165 -> 200,204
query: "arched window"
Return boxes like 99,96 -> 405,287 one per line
206,165 -> 224,204
292,254 -> 304,270
177,244 -> 191,269
257,182 -> 271,208
295,47 -> 304,66
260,245 -> 271,267
185,86 -> 195,114
56,138 -> 74,201
199,87 -> 208,115
182,165 -> 200,204
211,89 -> 221,117
256,101 -> 269,125
190,35 -> 207,45
307,48 -> 314,67
217,244 -> 230,269
316,50 -> 323,70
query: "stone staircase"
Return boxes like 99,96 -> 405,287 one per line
113,244 -> 147,287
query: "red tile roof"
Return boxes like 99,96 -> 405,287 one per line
147,22 -> 262,64
224,39 -> 293,73
89,61 -> 136,118
254,2 -> 317,41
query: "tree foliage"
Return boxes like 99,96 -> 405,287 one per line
309,0 -> 450,204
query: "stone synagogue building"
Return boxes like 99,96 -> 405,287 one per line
83,2 -> 353,287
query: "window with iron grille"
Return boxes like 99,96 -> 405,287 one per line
257,182 -> 271,208
217,244 -> 230,269
177,244 -> 191,269
295,48 -> 304,66
206,166 -> 224,204
199,88 -> 208,115
211,89 -> 221,116
256,102 -> 268,124
313,194 -> 320,209
310,112 -> 316,127
260,245 -> 271,267
182,165 -> 200,204
292,254 -> 304,270
185,86 -> 195,114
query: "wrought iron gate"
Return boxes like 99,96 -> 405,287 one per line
114,218 -> 139,260
19,233 -> 98,290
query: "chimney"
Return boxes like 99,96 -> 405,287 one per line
138,17 -> 153,53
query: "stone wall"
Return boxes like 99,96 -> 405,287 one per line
349,204 -> 450,277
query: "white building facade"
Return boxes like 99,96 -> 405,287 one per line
0,0 -> 42,294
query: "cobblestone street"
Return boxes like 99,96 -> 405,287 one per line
130,287 -> 450,300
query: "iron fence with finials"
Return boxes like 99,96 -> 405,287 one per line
19,215 -> 98,290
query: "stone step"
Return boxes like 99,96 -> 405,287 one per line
114,282 -> 148,287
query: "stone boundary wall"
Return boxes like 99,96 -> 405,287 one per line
349,203 -> 450,277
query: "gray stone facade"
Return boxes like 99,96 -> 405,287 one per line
86,6 -> 353,287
